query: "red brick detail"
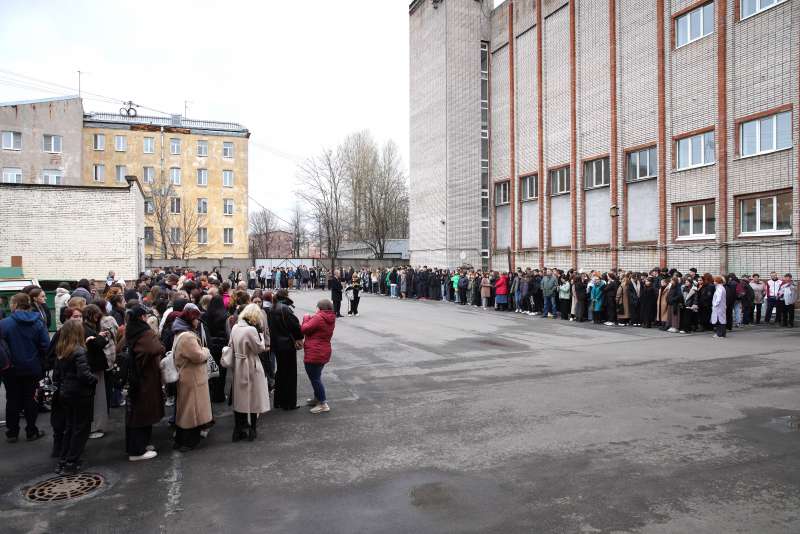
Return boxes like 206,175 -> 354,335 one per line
656,0 -> 667,268
536,2 -> 545,269
508,0 -> 517,270
569,0 -> 578,268
608,0 -> 619,269
717,0 -> 728,274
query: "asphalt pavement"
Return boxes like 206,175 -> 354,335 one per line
1,290 -> 799,533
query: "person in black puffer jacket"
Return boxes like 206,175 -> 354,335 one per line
52,320 -> 97,475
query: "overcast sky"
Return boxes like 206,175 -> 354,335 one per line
0,0 -> 410,226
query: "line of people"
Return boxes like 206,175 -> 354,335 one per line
0,269 -> 337,476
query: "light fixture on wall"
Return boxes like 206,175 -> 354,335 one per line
610,205 -> 620,218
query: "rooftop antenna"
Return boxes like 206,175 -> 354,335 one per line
184,99 -> 192,118
77,70 -> 82,97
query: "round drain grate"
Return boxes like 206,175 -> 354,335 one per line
24,473 -> 104,503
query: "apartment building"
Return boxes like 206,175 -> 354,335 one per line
82,112 -> 250,261
409,0 -> 799,276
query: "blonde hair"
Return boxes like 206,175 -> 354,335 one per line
67,296 -> 87,310
239,303 -> 264,327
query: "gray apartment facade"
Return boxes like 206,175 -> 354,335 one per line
409,0 -> 799,276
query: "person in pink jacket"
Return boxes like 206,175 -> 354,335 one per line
301,299 -> 337,414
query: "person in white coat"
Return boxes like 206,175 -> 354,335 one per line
228,304 -> 270,442
711,275 -> 727,338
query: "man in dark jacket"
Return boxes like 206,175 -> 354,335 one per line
328,271 -> 344,318
0,293 -> 50,442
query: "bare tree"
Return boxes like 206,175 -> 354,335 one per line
362,140 -> 409,258
144,172 -> 177,259
290,204 -> 307,257
169,207 -> 207,261
296,148 -> 347,271
249,207 -> 277,259
340,131 -> 378,240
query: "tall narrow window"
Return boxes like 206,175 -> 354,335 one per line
170,167 -> 181,186
223,228 -> 234,245
170,138 -> 180,155
93,164 -> 105,182
197,227 -> 208,245
223,198 -> 234,215
114,135 -> 126,152
116,165 -> 127,182
93,133 -> 105,151
197,168 -> 208,186
144,198 -> 154,214
223,170 -> 234,187
144,227 -> 154,244
197,197 -> 208,214
170,197 -> 181,214
143,137 -> 155,154
143,166 -> 155,184
480,41 -> 490,266
170,227 -> 182,244
223,142 -> 234,158
196,140 -> 208,156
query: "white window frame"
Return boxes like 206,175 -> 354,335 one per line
549,167 -> 570,195
741,0 -> 788,20
2,167 -> 22,183
169,227 -> 182,245
626,146 -> 658,181
41,169 -> 63,185
115,164 -> 127,183
223,228 -> 234,245
114,135 -> 127,152
494,182 -> 509,206
170,138 -> 181,155
197,197 -> 208,214
222,170 -> 234,187
223,198 -> 234,216
144,198 -> 154,214
143,166 -> 155,184
676,131 -> 715,170
170,167 -> 181,186
739,111 -> 792,158
676,2 -> 714,48
170,197 -> 181,214
520,174 -> 538,200
93,164 -> 105,182
676,202 -> 716,240
2,131 -> 22,150
197,140 -> 208,157
223,142 -> 234,158
143,137 -> 155,154
197,168 -> 208,186
739,192 -> 792,236
43,134 -> 62,153
583,158 -> 610,189
93,133 -> 105,151
197,227 -> 208,245
144,226 -> 154,244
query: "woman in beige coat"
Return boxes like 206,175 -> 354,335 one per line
480,275 -> 492,309
229,303 -> 270,442
172,304 -> 213,452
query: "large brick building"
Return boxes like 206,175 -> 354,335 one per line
409,0 -> 799,276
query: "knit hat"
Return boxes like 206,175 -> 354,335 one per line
180,303 -> 201,322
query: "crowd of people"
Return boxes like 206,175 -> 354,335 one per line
344,265 -> 796,336
223,265 -> 326,291
0,269 -> 337,476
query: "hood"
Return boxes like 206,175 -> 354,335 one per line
318,309 -> 336,325
56,287 -> 70,296
12,310 -> 42,325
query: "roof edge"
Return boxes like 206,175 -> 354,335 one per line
0,94 -> 81,107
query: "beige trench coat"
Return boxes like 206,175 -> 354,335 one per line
229,321 -> 270,414
173,331 -> 213,430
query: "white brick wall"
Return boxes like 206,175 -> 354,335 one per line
0,180 -> 144,281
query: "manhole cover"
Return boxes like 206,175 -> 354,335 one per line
24,473 -> 104,503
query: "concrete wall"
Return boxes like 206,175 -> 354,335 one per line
0,179 -> 144,281
0,96 -> 83,186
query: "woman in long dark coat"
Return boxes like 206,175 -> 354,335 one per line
202,296 -> 229,403
268,290 -> 303,411
124,305 -> 165,461
604,274 -> 619,325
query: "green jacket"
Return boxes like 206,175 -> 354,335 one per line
451,274 -> 460,289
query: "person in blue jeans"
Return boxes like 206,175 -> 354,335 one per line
541,269 -> 558,318
302,300 -> 336,414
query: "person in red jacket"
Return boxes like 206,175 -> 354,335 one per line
494,272 -> 510,311
301,299 -> 337,414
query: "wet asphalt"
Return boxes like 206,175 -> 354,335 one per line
1,290 -> 799,533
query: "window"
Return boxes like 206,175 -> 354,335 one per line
197,140 -> 208,157
197,168 -> 208,186
116,165 -> 127,182
676,2 -> 714,48
43,134 -> 62,153
742,0 -> 787,19
223,228 -> 234,245
170,167 -> 181,186
549,167 -> 570,195
740,192 -> 791,235
93,164 -> 105,182
114,135 -> 126,152
93,133 -> 105,151
169,227 -> 182,245
223,198 -> 234,215
583,157 -> 610,189
144,227 -> 154,244
143,137 -> 155,154
197,197 -> 208,214
223,170 -> 234,187
626,146 -> 658,181
170,138 -> 180,155
144,198 -> 154,214
676,131 -> 715,169
520,175 -> 538,200
41,169 -> 63,185
143,166 -> 155,184
481,161 -> 489,189
197,227 -> 208,245
494,182 -> 509,206
2,131 -> 21,150
677,202 -> 716,239
2,167 -> 22,183
170,197 -> 181,214
739,111 -> 792,157
223,142 -> 234,158
481,192 -> 490,219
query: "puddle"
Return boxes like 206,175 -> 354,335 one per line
763,415 -> 800,434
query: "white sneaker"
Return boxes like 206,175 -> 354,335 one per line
604,321 -> 614,326
200,429 -> 209,439
146,445 -> 156,452
310,403 -> 330,414
129,450 -> 158,462
89,431 -> 104,439
165,396 -> 175,407
668,327 -> 678,333
679,330 -> 686,334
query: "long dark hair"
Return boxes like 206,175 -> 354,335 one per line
56,319 -> 86,360
205,295 -> 228,325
